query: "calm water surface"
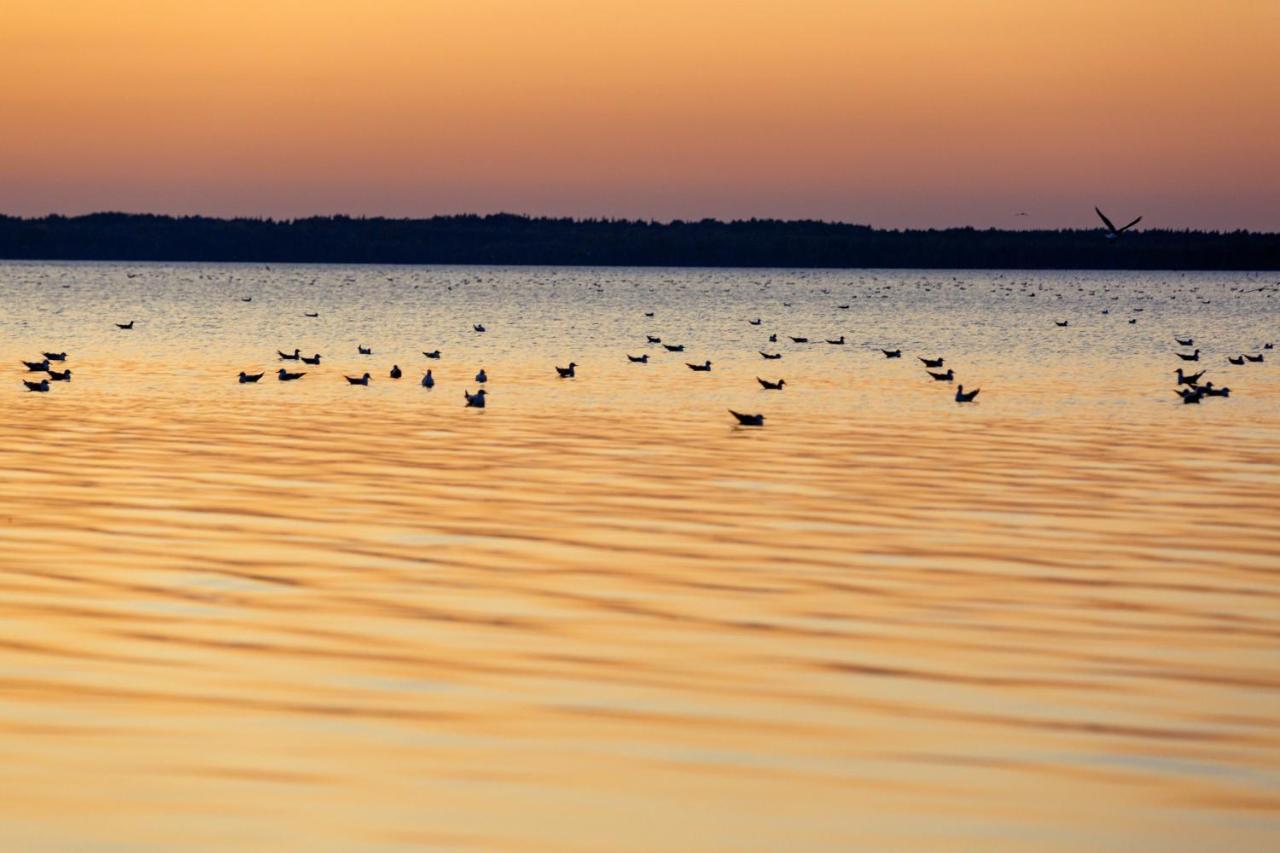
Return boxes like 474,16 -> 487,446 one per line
1,262 -> 1278,850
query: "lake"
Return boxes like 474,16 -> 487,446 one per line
1,262 -> 1278,850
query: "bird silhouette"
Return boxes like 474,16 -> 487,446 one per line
728,410 -> 764,426
238,371 -> 263,383
556,362 -> 577,378
346,373 -> 371,385
1095,207 -> 1142,239
757,378 -> 785,390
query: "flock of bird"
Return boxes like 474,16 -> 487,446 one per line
1171,335 -> 1271,404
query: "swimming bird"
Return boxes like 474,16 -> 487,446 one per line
757,378 -> 785,390
647,336 -> 662,344
664,344 -> 685,352
1245,354 -> 1265,363
789,336 -> 809,343
919,357 -> 944,368
473,324 -> 486,333
301,353 -> 322,365
1265,343 -> 1274,350
48,369 -> 71,381
115,321 -> 134,329
1095,207 -> 1142,239
728,410 -> 764,426
1228,355 -> 1245,365
238,371 -> 263,383
357,345 -> 372,355
827,336 -> 845,345
1176,350 -> 1200,361
465,389 -> 487,408
881,349 -> 901,358
627,354 -> 649,363
760,352 -> 782,360
278,348 -> 301,360
1055,320 -> 1069,327
475,369 -> 487,383
22,359 -> 49,372
423,350 -> 441,359
838,304 -> 850,309
644,312 -> 655,318
390,365 -> 402,379
687,361 -> 712,372
277,368 -> 305,381
1176,387 -> 1203,404
928,369 -> 955,382
556,362 -> 577,378
1175,337 -> 1194,346
23,379 -> 49,392
42,352 -> 66,361
241,296 -> 252,302
1129,318 -> 1137,324
421,370 -> 434,388
346,373 -> 371,385
749,318 -> 762,325
304,312 -> 319,318
769,334 -> 778,343
1175,368 -> 1204,386
1202,383 -> 1231,397
955,385 -> 980,403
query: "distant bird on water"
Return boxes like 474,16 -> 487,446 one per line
556,362 -> 577,378
473,324 -> 486,333
1202,382 -> 1231,397
955,385 -> 980,403
646,336 -> 662,344
1175,337 -> 1194,346
23,379 -> 49,392
663,344 -> 685,352
475,369 -> 488,383
760,352 -> 782,360
357,345 -> 372,355
1228,355 -> 1245,365
42,352 -> 66,361
390,365 -> 402,379
48,369 -> 71,382
1245,353 -> 1265,363
1176,387 -> 1204,404
277,368 -> 305,381
1175,368 -> 1204,386
627,354 -> 649,363
881,349 -> 901,359
423,350 -> 441,359
22,359 -> 49,372
465,389 -> 487,408
919,356 -> 944,368
304,312 -> 319,318
1176,350 -> 1200,362
757,377 -> 785,390
278,348 -> 301,360
644,312 -> 655,318
346,373 -> 371,385
1095,206 -> 1142,239
827,336 -> 845,345
749,318 -> 762,325
115,321 -> 134,330
421,369 -> 434,388
238,371 -> 263,383
687,360 -> 712,372
768,334 -> 777,343
728,410 -> 764,426
789,336 -> 809,343
928,369 -> 955,382
301,353 -> 322,365
1055,320 -> 1069,327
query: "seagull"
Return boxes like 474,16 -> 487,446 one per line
627,354 -> 649,363
23,379 -> 49,392
22,359 -> 50,372
346,373 -> 371,385
423,350 -> 441,359
304,312 -> 319,318
1228,355 -> 1245,365
919,357 -> 944,368
838,304 -> 850,309
1055,320 -> 1069,327
277,368 -> 305,381
421,370 -> 435,388
115,321 -> 134,329
48,369 -> 71,381
1245,354 -> 1265,363
238,371 -> 263,383
757,378 -> 785,390
749,318 -> 762,325
647,336 -> 662,344
465,389 -> 487,408
42,352 -> 66,361
955,385 -> 980,403
663,344 -> 685,352
1176,387 -> 1204,404
475,369 -> 487,383
1175,337 -> 1194,346
473,324 -> 486,333
928,369 -> 955,382
728,410 -> 764,426
827,336 -> 845,345
760,352 -> 782,360
644,312 -> 655,318
768,334 -> 777,343
687,361 -> 712,372
241,296 -> 252,302
1095,206 -> 1142,239
278,348 -> 301,360
1129,318 -> 1137,324
788,336 -> 809,343
1175,368 -> 1204,386
1202,382 -> 1231,397
1177,349 -> 1200,362
881,349 -> 901,359
556,362 -> 577,378
390,365 -> 402,379
357,345 -> 372,355
301,353 -> 322,365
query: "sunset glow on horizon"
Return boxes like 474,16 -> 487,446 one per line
4,0 -> 1278,229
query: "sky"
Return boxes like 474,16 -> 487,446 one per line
3,1 -> 1278,230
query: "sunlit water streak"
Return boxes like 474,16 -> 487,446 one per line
1,262 -> 1278,850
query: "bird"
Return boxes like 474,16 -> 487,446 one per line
238,371 -> 263,383
1175,337 -> 1194,346
1055,321 -> 1069,327
278,348 -> 301,360
357,345 -> 372,355
627,354 -> 649,363
1228,355 -> 1245,365
664,344 -> 685,352
465,389 -> 487,408
1177,350 -> 1200,361
241,296 -> 252,302
728,410 -> 764,426
473,324 -> 486,333
475,369 -> 488,383
881,349 -> 901,359
1095,206 -> 1142,239
1265,343 -> 1274,350
768,334 -> 778,343
22,359 -> 49,372
687,361 -> 712,372
423,350 -> 441,359
749,318 -> 762,325
647,336 -> 662,344
48,369 -> 71,382
644,312 -> 655,318
390,365 -> 402,379
838,304 -> 850,309
760,352 -> 782,360
1202,383 -> 1231,397
421,370 -> 435,388
757,378 -> 785,390
928,369 -> 955,382
556,362 -> 577,378
304,312 -> 319,318
919,357 -> 944,368
23,379 -> 49,392
1129,319 -> 1137,324
115,321 -> 134,329
1175,368 -> 1204,386
1176,387 -> 1204,404
301,353 -> 322,365
827,336 -> 845,345
955,385 -> 980,403
277,368 -> 305,381
1245,354 -> 1265,363
42,352 -> 66,361
346,373 -> 371,385
789,336 -> 809,343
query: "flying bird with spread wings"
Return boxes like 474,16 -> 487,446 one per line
1095,207 -> 1142,240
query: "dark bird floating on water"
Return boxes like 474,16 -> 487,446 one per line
277,368 -> 305,381
475,369 -> 487,383
1202,383 -> 1231,397
1228,355 -> 1245,365
1095,207 -> 1142,240
789,336 -> 809,343
423,350 -> 441,359
757,378 -> 785,390
346,373 -> 371,385
238,371 -> 263,383
644,312 -> 654,318
421,370 -> 434,388
1175,337 -> 1193,346
760,352 -> 782,360
241,297 -> 252,302
646,336 -> 662,344
304,312 -> 319,318
1056,320 -> 1069,327
556,362 -> 577,378
23,379 -> 49,393
278,348 -> 300,360
1175,368 -> 1205,386
22,360 -> 49,372
928,369 -> 955,382
769,334 -> 777,343
1245,353 -> 1265,363
627,354 -> 649,363
955,386 -> 980,403
301,353 -> 322,365
919,357 -> 944,368
42,352 -> 66,361
749,318 -> 762,325
116,321 -> 134,330
728,410 -> 764,427
664,344 -> 685,352
390,365 -> 402,379
687,361 -> 712,372
48,369 -> 71,382
473,324 -> 486,333
881,349 -> 901,359
1177,349 -> 1200,362
1176,387 -> 1203,404
357,345 -> 372,355
465,389 -> 487,408
827,336 -> 845,345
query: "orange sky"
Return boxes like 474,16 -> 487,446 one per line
3,1 -> 1278,229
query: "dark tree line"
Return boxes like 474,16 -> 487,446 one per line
0,212 -> 1277,269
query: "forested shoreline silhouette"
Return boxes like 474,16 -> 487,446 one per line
1,213 -> 1277,270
